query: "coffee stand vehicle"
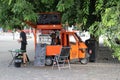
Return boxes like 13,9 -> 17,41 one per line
27,12 -> 88,66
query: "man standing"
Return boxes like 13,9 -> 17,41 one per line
16,26 -> 28,66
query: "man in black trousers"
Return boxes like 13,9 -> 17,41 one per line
16,26 -> 28,66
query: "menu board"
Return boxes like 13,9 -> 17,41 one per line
34,44 -> 46,66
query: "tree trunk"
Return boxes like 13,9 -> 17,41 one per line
85,0 -> 96,30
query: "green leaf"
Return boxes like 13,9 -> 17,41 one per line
8,0 -> 12,5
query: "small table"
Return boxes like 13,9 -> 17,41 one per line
8,49 -> 25,67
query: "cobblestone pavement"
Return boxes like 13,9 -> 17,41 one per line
0,39 -> 120,80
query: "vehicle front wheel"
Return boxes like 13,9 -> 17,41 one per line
80,58 -> 89,64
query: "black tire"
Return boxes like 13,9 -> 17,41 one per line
80,58 -> 89,64
45,57 -> 53,66
80,52 -> 89,64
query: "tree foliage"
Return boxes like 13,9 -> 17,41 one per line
0,0 -> 89,29
0,0 -> 37,29
89,0 -> 120,59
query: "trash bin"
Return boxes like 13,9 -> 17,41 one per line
85,39 -> 98,62
14,56 -> 22,67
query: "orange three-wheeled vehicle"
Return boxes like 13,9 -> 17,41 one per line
27,12 -> 89,66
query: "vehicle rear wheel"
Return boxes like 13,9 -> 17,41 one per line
45,57 -> 53,66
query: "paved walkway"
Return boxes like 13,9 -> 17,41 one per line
0,33 -> 120,80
